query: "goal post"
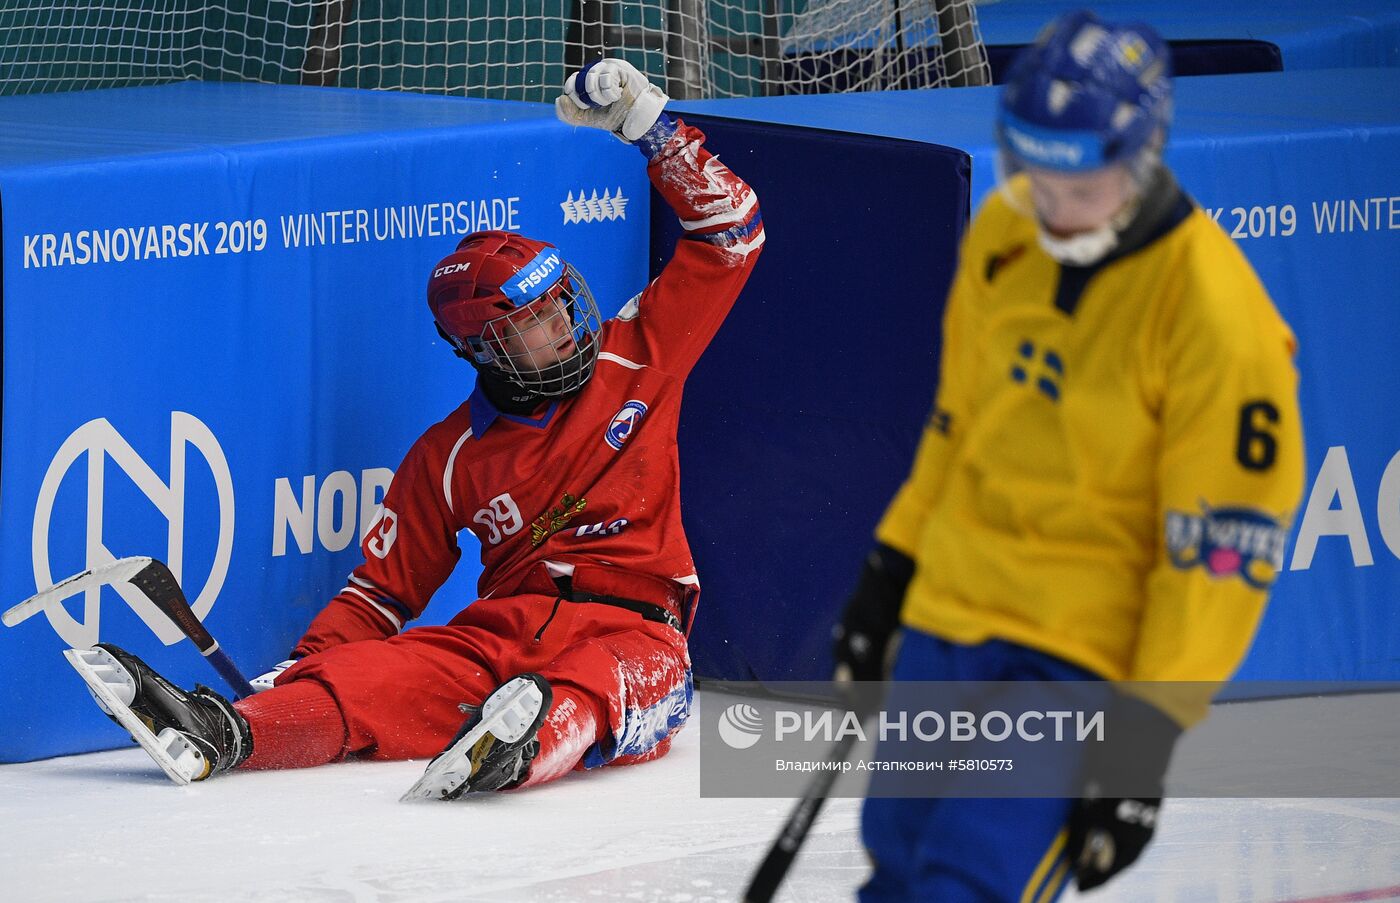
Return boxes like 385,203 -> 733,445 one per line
301,0 -> 354,86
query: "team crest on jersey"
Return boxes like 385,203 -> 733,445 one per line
1164,502 -> 1288,589
606,400 -> 648,450
531,493 -> 588,547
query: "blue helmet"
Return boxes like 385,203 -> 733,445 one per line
998,10 -> 1172,173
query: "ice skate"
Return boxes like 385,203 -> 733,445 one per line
65,643 -> 251,785
401,673 -> 552,801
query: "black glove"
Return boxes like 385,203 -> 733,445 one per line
1067,692 -> 1182,891
831,543 -> 915,682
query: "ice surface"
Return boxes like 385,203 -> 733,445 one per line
3,692 -> 1398,902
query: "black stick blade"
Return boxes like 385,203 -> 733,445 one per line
129,560 -> 216,652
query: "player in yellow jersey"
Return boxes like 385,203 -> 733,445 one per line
832,10 -> 1304,901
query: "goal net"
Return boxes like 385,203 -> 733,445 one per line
0,1 -> 990,100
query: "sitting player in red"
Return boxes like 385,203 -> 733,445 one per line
71,58 -> 763,799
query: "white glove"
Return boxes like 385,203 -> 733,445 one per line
250,659 -> 297,693
555,58 -> 669,143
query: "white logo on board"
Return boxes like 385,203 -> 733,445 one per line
561,188 -> 629,224
31,412 -> 235,648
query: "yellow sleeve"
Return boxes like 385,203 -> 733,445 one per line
1129,237 -> 1305,724
874,253 -> 976,558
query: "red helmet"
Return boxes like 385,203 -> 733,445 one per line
427,230 -> 603,396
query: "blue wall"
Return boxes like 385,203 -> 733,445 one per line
0,83 -> 648,761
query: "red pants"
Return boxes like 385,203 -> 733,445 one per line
241,578 -> 692,787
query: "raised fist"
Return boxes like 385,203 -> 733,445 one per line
555,58 -> 668,143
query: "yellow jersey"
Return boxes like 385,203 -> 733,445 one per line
877,179 -> 1304,722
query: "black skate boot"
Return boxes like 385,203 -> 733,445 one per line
401,673 -> 553,801
65,643 -> 252,785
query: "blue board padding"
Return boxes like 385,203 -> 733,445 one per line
0,82 -> 545,167
677,68 -> 1400,207
661,116 -> 969,683
973,0 -> 1400,71
673,68 -> 1400,684
0,83 -> 648,761
985,40 -> 1283,83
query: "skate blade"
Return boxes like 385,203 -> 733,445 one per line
399,676 -> 545,802
63,648 -> 206,786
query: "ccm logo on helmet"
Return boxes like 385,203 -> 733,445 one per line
433,262 -> 472,278
515,252 -> 561,294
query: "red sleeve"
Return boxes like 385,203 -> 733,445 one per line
609,117 -> 764,378
291,425 -> 464,657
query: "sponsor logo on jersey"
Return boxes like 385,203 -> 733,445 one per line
530,492 -> 588,547
561,187 -> 629,224
574,518 -> 630,538
606,400 -> 648,450
1165,502 -> 1287,589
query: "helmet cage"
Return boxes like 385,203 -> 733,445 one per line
458,262 -> 602,397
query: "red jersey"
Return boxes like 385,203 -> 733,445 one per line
294,119 -> 763,656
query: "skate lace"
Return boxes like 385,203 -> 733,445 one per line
193,685 -> 248,770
